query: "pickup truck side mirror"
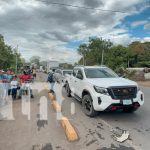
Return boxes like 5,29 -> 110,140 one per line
118,73 -> 125,78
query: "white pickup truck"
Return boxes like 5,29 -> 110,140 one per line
65,66 -> 144,117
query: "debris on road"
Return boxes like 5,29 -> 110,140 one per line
37,120 -> 48,131
99,144 -> 135,150
32,143 -> 53,150
111,127 -> 130,143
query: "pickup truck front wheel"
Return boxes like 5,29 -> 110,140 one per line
66,83 -> 71,97
82,95 -> 98,117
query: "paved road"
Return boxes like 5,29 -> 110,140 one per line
60,84 -> 150,150
0,73 -> 150,150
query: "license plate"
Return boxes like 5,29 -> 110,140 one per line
123,100 -> 132,105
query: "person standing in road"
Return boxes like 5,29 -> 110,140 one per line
32,68 -> 36,82
7,70 -> 13,96
10,75 -> 18,100
47,69 -> 56,93
18,71 -> 34,99
0,70 -> 5,82
0,70 -> 8,105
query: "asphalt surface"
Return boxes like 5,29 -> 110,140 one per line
0,72 -> 150,150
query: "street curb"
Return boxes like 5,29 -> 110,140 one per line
61,117 -> 78,141
48,92 -> 78,142
48,93 -> 56,101
52,101 -> 61,112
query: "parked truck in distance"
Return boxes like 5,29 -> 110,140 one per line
65,66 -> 144,117
47,60 -> 59,73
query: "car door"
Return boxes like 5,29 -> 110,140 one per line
74,69 -> 84,98
69,69 -> 78,92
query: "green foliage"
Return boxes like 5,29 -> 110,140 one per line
78,38 -> 112,65
77,37 -> 150,70
0,34 -> 24,71
30,56 -> 41,66
59,63 -> 73,69
106,45 -> 128,70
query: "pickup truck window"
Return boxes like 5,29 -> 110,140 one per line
84,68 -> 118,78
73,69 -> 78,76
76,70 -> 83,80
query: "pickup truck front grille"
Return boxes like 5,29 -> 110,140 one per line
108,86 -> 137,99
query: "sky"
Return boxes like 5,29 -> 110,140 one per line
0,0 -> 150,63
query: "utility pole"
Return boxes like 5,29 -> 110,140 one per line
127,56 -> 130,68
83,54 -> 85,66
101,42 -> 105,66
15,45 -> 18,74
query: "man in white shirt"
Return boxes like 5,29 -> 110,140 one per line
10,76 -> 18,100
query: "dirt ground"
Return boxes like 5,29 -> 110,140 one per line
137,80 -> 150,87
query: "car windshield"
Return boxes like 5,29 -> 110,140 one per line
84,68 -> 118,78
63,71 -> 72,75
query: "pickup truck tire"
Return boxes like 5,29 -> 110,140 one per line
82,95 -> 98,117
66,83 -> 71,97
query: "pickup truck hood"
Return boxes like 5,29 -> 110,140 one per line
86,77 -> 137,88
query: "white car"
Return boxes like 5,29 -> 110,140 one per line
55,69 -> 72,83
65,66 -> 144,117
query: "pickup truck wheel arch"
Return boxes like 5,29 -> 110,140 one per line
82,90 -> 93,102
66,82 -> 71,97
82,94 -> 98,117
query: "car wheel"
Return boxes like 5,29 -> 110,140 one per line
123,107 -> 137,113
82,95 -> 98,117
66,83 -> 71,97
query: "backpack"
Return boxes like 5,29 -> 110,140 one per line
47,73 -> 55,83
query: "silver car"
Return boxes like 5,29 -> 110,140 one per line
55,69 -> 72,83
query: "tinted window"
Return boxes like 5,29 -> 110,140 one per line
76,70 -> 83,79
73,69 -> 78,76
63,71 -> 72,75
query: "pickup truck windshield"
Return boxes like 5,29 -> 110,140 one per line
84,68 -> 118,78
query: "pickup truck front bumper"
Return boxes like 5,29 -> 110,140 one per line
91,90 -> 144,111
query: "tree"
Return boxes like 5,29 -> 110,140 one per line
59,63 -> 73,69
105,45 -> 128,70
30,56 -> 41,67
77,37 -> 112,66
0,34 -> 24,71
78,44 -> 88,65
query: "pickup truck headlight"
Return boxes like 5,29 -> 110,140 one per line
94,86 -> 109,95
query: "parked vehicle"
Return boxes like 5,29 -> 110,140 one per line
47,60 -> 59,73
65,66 -> 144,117
55,69 -> 72,83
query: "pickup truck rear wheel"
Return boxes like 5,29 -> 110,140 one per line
82,95 -> 98,117
66,83 -> 71,97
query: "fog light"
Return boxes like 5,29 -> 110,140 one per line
141,94 -> 143,101
112,106 -> 117,111
98,97 -> 102,105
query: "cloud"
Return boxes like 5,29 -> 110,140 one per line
0,0 -> 149,63
144,23 -> 150,30
131,20 -> 148,27
142,37 -> 150,42
83,0 -> 104,8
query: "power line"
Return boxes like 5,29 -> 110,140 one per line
41,1 -> 127,13
39,1 -> 150,15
